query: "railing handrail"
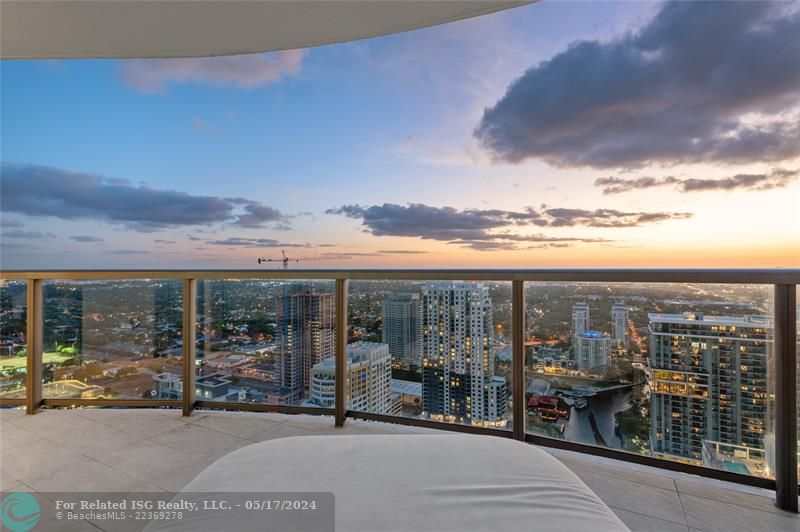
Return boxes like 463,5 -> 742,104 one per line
1,268 -> 798,283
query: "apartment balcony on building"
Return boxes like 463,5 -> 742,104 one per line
1,1 -> 799,531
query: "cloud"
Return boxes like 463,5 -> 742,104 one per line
378,250 -> 429,255
327,204 -> 536,242
154,239 -> 176,244
226,198 -> 285,228
475,1 -> 800,168
327,203 -> 685,250
0,163 -> 288,232
537,208 -> 691,228
120,49 -> 306,93
208,237 -> 308,248
110,249 -> 150,255
1,229 -> 56,239
1,219 -> 24,228
319,252 -> 368,258
69,235 -> 104,243
315,250 -> 430,258
596,168 -> 800,194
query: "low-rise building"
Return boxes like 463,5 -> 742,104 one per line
306,342 -> 392,414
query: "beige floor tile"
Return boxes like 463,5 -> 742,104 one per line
248,421 -> 318,442
71,406 -> 147,419
150,460 -> 212,492
92,439 -> 201,482
0,407 -> 26,423
282,414 -> 338,429
611,507 -> 690,532
99,410 -> 189,438
0,422 -> 40,450
146,422 -> 246,456
192,410 -> 297,424
0,470 -> 21,491
187,412 -> 284,439
3,482 -> 35,493
674,478 -> 783,515
52,422 -> 142,457
575,469 -> 687,525
1,438 -> 88,481
348,419 -> 419,434
193,437 -> 254,465
25,458 -> 151,493
8,410 -> 98,438
680,493 -> 800,532
555,454 -> 678,492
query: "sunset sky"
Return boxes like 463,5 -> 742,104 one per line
2,1 -> 799,270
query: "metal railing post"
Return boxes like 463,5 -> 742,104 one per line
774,284 -> 798,512
512,280 -> 525,441
26,279 -> 43,414
182,278 -> 197,416
335,278 -> 349,427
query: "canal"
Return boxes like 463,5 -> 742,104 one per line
562,390 -> 633,449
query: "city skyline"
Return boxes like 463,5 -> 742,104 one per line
2,1 -> 799,269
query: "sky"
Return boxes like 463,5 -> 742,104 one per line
1,0 -> 799,270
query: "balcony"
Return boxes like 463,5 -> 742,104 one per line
0,268 -> 798,529
0,406 -> 798,531
3,0 -> 800,528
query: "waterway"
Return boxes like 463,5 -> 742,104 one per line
562,390 -> 632,449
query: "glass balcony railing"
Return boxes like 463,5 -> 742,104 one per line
0,269 -> 796,512
524,282 -> 776,480
41,279 -> 184,401
196,279 -> 336,410
0,280 -> 27,398
346,280 -> 513,430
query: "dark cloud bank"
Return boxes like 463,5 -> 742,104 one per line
208,237 -> 308,248
595,168 -> 799,194
475,1 -> 800,168
327,203 -> 690,250
0,163 -> 288,231
69,235 -> 105,243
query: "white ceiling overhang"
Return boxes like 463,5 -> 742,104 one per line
1,0 -> 533,59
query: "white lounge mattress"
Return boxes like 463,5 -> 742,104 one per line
148,434 -> 629,532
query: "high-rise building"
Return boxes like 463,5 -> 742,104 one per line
572,302 -> 590,338
575,331 -> 612,370
420,282 -> 507,426
381,293 -> 422,366
276,284 -> 335,403
306,341 -> 392,414
611,303 -> 628,348
649,312 -> 770,465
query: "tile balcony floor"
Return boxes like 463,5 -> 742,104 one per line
1,408 -> 798,532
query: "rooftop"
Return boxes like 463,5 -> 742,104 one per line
1,408 -> 797,531
648,312 -> 771,327
579,331 -> 610,339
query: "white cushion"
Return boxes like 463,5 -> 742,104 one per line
148,433 -> 629,532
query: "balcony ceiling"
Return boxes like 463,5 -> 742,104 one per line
0,0 -> 532,59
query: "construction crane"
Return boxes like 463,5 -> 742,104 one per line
257,249 -> 338,269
